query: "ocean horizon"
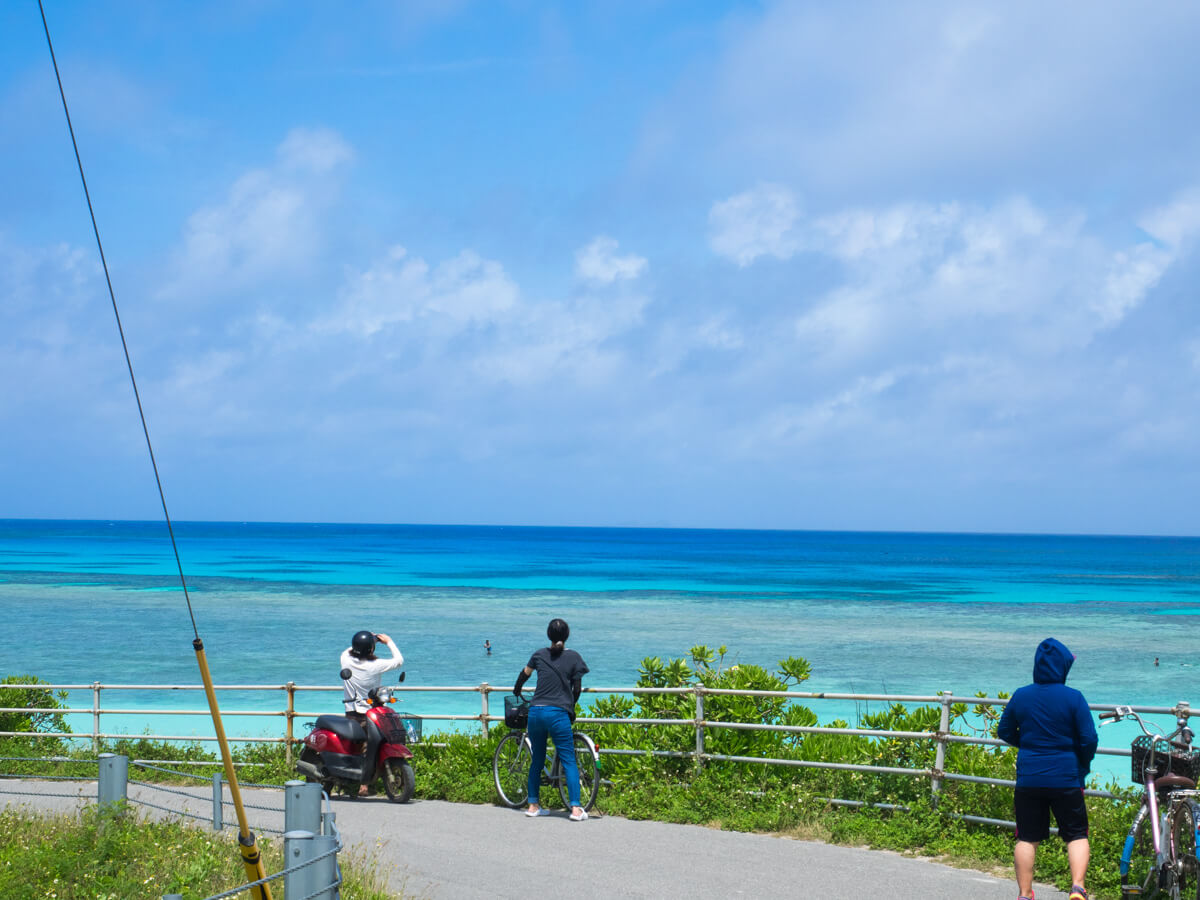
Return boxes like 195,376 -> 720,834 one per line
2,518 -> 1197,782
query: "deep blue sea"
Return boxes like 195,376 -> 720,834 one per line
2,519 -> 1198,779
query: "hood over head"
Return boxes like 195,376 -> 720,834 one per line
1033,637 -> 1075,684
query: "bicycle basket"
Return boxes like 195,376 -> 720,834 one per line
504,695 -> 530,729
377,710 -> 421,744
398,715 -> 421,744
1130,735 -> 1200,784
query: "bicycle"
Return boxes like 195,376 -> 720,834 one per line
1102,702 -> 1200,899
493,723 -> 601,812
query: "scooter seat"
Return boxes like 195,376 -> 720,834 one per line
314,715 -> 366,743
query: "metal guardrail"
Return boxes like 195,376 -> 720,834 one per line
3,680 -> 1175,831
0,753 -> 339,900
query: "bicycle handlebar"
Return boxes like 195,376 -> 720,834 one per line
1101,705 -> 1194,750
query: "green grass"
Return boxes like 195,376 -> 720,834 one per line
0,803 -> 397,900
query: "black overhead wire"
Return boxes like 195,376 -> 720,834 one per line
38,0 -> 200,639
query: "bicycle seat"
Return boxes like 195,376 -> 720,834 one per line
315,715 -> 366,743
1155,774 -> 1196,792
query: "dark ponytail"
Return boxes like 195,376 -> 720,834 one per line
547,618 -> 569,648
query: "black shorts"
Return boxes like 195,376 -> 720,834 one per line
1013,786 -> 1089,843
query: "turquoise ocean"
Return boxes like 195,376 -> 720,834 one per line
2,520 -> 1198,781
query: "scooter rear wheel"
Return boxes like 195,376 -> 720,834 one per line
382,758 -> 415,803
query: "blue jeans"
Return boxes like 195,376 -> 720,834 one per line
527,705 -> 579,807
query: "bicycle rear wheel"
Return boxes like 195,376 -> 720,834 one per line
493,731 -> 530,808
1172,799 -> 1200,899
1122,804 -> 1158,900
556,733 -> 600,812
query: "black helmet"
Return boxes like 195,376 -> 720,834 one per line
350,630 -> 376,658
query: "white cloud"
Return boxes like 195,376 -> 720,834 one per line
575,236 -> 647,283
650,2 -> 1200,203
708,183 -> 800,266
277,127 -> 354,173
719,190 -> 1200,369
318,245 -> 518,338
1139,189 -> 1200,251
316,242 -> 646,387
161,129 -> 353,297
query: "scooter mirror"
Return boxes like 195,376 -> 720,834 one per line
398,672 -> 406,683
339,668 -> 352,680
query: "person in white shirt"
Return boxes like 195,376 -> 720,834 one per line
340,630 -> 404,721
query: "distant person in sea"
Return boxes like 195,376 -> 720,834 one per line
1155,657 -> 1160,667
998,637 -> 1097,900
341,630 -> 404,723
513,618 -> 589,821
484,639 -> 492,656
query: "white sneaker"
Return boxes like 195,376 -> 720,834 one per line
569,810 -> 588,821
525,807 -> 549,817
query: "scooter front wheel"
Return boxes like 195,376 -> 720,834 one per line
382,758 -> 415,803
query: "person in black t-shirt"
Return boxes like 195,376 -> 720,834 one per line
513,618 -> 590,820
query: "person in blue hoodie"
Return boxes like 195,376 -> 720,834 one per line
998,637 -> 1098,900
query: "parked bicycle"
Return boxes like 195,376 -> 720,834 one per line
1102,703 -> 1200,899
493,725 -> 601,811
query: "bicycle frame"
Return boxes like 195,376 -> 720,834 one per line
520,730 -> 599,786
1107,703 -> 1198,896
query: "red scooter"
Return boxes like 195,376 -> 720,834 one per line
296,671 -> 417,802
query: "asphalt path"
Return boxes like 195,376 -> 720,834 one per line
1,780 -> 1069,899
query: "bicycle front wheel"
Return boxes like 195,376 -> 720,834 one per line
556,733 -> 600,812
1172,799 -> 1200,899
493,731 -> 530,808
1122,804 -> 1158,900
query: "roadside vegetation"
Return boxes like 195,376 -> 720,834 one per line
2,656 -> 1141,899
0,803 -> 394,900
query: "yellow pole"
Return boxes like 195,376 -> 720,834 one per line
194,638 -> 273,900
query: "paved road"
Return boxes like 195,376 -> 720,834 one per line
1,780 -> 1068,899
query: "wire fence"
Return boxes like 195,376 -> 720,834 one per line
3,679 -> 1182,838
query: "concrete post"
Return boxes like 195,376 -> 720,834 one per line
694,687 -> 706,772
212,773 -> 223,830
97,753 -> 127,810
285,779 -> 323,836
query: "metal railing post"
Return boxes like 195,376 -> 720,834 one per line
92,681 -> 101,754
694,686 -> 705,771
97,752 -> 127,810
932,691 -> 953,803
480,683 -> 490,737
284,830 -> 317,899
285,681 -> 296,767
284,829 -> 338,900
212,772 -> 223,830
285,780 -> 323,836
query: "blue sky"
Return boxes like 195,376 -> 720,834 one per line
3,1 -> 1199,535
